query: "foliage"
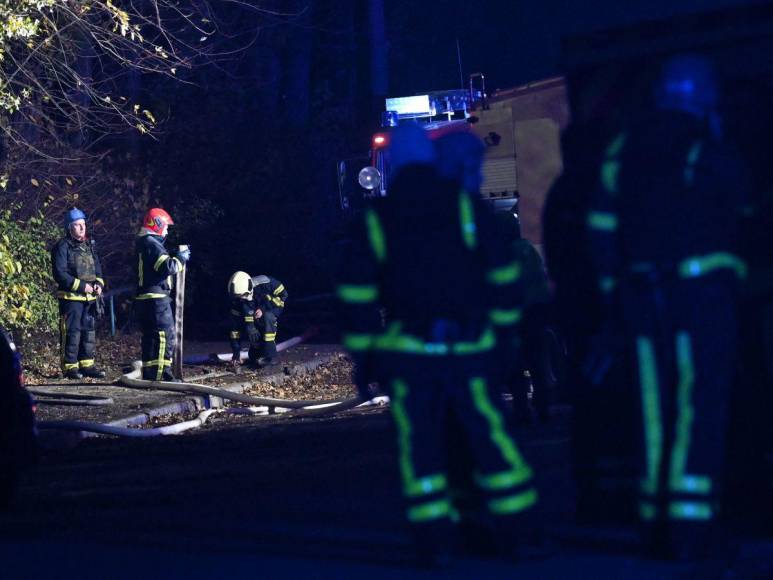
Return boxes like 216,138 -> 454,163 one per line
0,206 -> 58,334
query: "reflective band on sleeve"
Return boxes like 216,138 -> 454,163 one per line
487,262 -> 520,285
475,465 -> 532,491
408,499 -> 452,523
343,333 -> 372,351
489,308 -> 522,326
264,333 -> 276,341
601,161 -> 621,194
587,211 -> 618,231
365,209 -> 386,263
488,488 -> 538,515
230,331 -> 240,340
669,501 -> 712,521
273,284 -> 285,295
57,291 -> 97,301
244,316 -> 254,323
154,254 -> 170,271
458,191 -> 477,249
678,252 -> 747,280
637,336 -> 663,497
336,284 -> 379,304
135,293 -> 167,300
95,277 -> 105,286
71,278 -> 81,291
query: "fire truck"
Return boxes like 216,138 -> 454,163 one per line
337,74 -> 570,247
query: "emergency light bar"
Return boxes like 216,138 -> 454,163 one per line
385,95 -> 432,117
384,89 -> 473,123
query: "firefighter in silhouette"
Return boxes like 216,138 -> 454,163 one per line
227,271 -> 287,367
338,125 -> 537,563
51,208 -> 107,379
585,55 -> 749,560
135,208 -> 190,381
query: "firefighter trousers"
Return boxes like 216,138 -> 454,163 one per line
59,299 -> 97,373
136,297 -> 176,381
254,310 -> 279,360
379,354 -> 538,553
622,277 -> 737,549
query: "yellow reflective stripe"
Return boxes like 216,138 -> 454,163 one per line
57,291 -> 96,301
488,488 -> 538,515
486,262 -> 520,285
271,297 -> 285,307
343,333 -> 372,351
678,252 -> 747,280
489,308 -> 522,326
71,278 -> 81,291
458,191 -> 477,249
244,316 -> 255,323
264,333 -> 276,341
79,359 -> 95,368
273,284 -> 285,295
156,331 -> 166,381
135,293 -> 167,300
154,254 -> 170,271
669,501 -> 712,521
408,499 -> 452,523
365,209 -> 386,263
95,277 -> 105,286
637,336 -> 663,497
63,362 -> 79,371
336,284 -> 379,304
587,211 -> 618,231
229,331 -> 240,340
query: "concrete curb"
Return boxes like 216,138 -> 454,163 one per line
95,352 -> 341,433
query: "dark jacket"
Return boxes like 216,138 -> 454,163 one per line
135,234 -> 183,299
51,236 -> 104,301
228,276 -> 287,352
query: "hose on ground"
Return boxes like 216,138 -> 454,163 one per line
28,390 -> 114,406
37,409 -> 219,437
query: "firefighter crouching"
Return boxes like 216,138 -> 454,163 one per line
135,208 -> 190,382
51,208 -> 107,380
227,271 -> 287,367
337,125 -> 538,563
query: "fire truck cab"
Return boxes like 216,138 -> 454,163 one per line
339,75 -> 570,247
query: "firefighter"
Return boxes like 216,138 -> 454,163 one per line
227,271 -> 287,367
338,125 -> 537,563
585,55 -> 749,560
135,208 -> 190,381
51,208 -> 107,380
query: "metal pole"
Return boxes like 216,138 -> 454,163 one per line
109,295 -> 115,337
173,245 -> 187,379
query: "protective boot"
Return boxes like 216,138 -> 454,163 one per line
81,366 -> 106,379
64,369 -> 83,380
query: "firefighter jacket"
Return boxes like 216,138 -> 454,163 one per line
228,276 -> 287,353
51,236 -> 104,301
336,164 -> 524,369
586,110 -> 750,302
135,233 -> 184,300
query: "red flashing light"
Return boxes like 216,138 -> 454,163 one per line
373,134 -> 387,146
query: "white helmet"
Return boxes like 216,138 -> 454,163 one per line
228,271 -> 254,300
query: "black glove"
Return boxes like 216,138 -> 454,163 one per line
246,326 -> 260,346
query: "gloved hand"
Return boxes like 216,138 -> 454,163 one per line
582,320 -> 624,387
175,247 -> 191,263
246,327 -> 260,346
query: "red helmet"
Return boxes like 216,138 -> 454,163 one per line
142,207 -> 174,236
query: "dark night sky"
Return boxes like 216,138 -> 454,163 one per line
387,0 -> 767,95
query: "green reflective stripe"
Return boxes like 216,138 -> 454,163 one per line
601,161 -> 621,194
489,308 -> 522,326
487,262 -> 520,285
669,501 -> 712,521
458,191 -> 477,249
343,333 -> 372,352
637,336 -> 663,497
392,380 -> 448,498
678,252 -> 747,280
488,489 -> 538,515
605,132 -> 627,157
156,331 -> 167,382
408,499 -> 452,522
588,211 -> 618,231
336,284 -> 379,303
669,333 -> 712,495
599,276 -> 617,294
640,501 -> 657,521
365,209 -> 386,263
469,376 -> 533,503
154,254 -> 169,271
452,327 -> 496,355
475,465 -> 532,491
